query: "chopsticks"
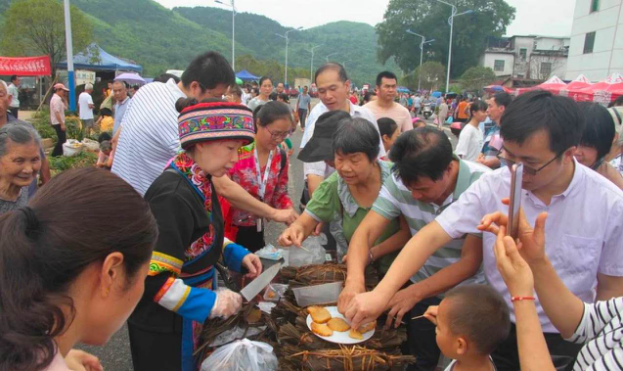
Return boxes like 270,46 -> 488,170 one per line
411,315 -> 426,320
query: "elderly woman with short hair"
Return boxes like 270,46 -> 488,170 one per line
0,123 -> 42,213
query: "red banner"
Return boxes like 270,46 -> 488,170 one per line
0,55 -> 51,76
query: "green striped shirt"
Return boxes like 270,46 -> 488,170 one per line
372,157 -> 490,284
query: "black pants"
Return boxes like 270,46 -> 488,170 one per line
404,296 -> 443,371
128,324 -> 183,371
298,108 -> 308,128
51,124 -> 66,157
492,323 -> 582,371
235,225 -> 265,253
9,107 -> 18,118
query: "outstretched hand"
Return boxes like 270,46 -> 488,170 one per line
493,225 -> 535,297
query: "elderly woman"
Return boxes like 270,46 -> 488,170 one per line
0,123 -> 41,214
279,112 -> 410,274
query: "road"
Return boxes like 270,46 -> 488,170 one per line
76,102 -> 456,370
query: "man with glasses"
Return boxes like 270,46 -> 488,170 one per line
343,90 -> 623,371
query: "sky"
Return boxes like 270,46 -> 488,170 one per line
154,0 -> 575,38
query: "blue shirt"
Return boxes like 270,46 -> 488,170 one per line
113,96 -> 131,134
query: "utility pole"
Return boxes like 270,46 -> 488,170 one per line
308,44 -> 322,81
63,0 -> 76,111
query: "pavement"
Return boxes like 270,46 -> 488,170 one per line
74,101 -> 456,370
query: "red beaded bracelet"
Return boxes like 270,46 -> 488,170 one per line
511,296 -> 535,302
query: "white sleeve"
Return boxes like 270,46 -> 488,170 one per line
436,175 -> 489,238
455,128 -> 472,158
304,161 -> 327,178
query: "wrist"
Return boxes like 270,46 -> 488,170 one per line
345,276 -> 365,289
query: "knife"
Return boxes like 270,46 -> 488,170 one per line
240,262 -> 281,302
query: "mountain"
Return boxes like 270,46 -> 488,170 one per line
0,0 -> 398,85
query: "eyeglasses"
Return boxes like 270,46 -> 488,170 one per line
498,148 -> 566,176
265,126 -> 293,140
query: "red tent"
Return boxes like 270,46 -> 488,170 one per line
531,76 -> 567,95
572,73 -> 623,104
560,74 -> 592,101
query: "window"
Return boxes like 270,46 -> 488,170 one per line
583,32 -> 596,54
494,60 -> 505,72
590,0 -> 599,13
540,62 -> 552,77
519,48 -> 527,61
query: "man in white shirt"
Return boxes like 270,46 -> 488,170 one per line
78,83 -> 95,136
7,75 -> 20,118
344,90 -> 623,371
111,81 -> 130,135
364,71 -> 413,133
412,94 -> 421,117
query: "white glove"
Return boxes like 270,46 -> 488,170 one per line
209,289 -> 243,319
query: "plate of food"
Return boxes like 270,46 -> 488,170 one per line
306,305 -> 376,344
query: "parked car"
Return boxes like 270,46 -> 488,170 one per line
287,88 -> 299,98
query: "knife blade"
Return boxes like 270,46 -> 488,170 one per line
240,262 -> 281,302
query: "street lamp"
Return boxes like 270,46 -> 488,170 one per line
308,44 -> 322,81
63,0 -> 76,112
406,29 -> 435,91
215,0 -> 236,71
431,0 -> 473,92
276,27 -> 303,86
325,52 -> 338,62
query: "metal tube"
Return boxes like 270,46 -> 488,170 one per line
63,0 -> 76,112
232,0 -> 235,71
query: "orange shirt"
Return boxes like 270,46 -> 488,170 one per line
457,101 -> 469,119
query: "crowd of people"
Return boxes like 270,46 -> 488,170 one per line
0,48 -> 623,371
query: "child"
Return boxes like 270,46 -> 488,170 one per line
95,108 -> 114,133
425,284 -> 510,371
378,117 -> 400,154
96,140 -> 112,169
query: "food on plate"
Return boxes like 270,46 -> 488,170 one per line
359,321 -> 376,333
348,328 -> 363,340
327,318 -> 350,332
307,306 -> 331,324
311,322 -> 333,337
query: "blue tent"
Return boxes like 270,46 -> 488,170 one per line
236,69 -> 259,81
57,43 -> 142,73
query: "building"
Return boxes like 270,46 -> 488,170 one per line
565,0 -> 623,81
480,35 -> 570,81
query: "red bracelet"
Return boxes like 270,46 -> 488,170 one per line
511,296 -> 535,302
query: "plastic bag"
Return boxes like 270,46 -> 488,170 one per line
289,233 -> 327,267
200,339 -> 278,371
255,244 -> 284,261
208,326 -> 266,347
263,283 -> 288,302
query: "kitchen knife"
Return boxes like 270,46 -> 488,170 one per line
240,262 -> 281,302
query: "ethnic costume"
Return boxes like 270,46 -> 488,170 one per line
128,102 -> 256,371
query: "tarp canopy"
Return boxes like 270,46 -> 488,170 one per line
57,43 -> 142,73
560,74 -> 592,101
236,69 -> 259,81
533,75 -> 567,94
572,73 -> 623,104
0,55 -> 51,76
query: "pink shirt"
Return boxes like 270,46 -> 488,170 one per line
50,94 -> 66,126
42,352 -> 71,371
364,100 -> 413,132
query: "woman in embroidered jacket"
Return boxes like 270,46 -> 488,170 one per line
128,99 -> 263,371
228,101 -> 296,252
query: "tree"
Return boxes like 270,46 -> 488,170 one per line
400,61 -> 446,91
376,0 -> 515,79
235,54 -> 309,85
0,0 -> 93,78
460,66 -> 497,91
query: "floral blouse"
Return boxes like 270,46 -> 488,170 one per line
228,142 -> 293,226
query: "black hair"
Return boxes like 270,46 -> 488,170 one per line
469,100 -> 488,121
376,71 -> 398,87
314,62 -> 348,84
252,88 -> 260,96
154,73 -> 181,84
609,95 -> 623,108
99,107 -> 112,117
175,97 -> 226,113
389,127 -> 453,185
0,168 -> 158,371
360,91 -> 376,106
378,117 -> 398,138
277,93 -> 290,103
445,285 -> 511,356
500,90 -> 585,155
10,75 -> 18,82
253,101 -> 294,130
578,102 -> 615,162
259,76 -> 273,87
333,117 -> 380,161
492,91 -> 512,108
181,51 -> 235,92
97,131 -> 112,143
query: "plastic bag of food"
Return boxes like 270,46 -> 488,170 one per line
200,339 -> 278,371
288,233 -> 327,267
263,283 -> 288,302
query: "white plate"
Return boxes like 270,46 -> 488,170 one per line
306,306 -> 375,344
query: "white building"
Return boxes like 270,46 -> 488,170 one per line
480,35 -> 569,80
565,0 -> 623,81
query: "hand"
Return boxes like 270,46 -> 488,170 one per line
278,223 -> 305,247
312,222 -> 323,236
241,254 -> 262,279
64,349 -> 103,371
344,290 -> 391,330
337,280 -> 365,314
210,289 -> 243,319
270,207 -> 298,225
423,305 -> 439,325
61,123 -> 66,132
478,199 -> 548,265
493,224 -> 535,297
384,286 -> 424,329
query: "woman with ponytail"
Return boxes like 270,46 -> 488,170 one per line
128,98 -> 263,371
0,167 -> 159,371
455,100 -> 487,161
227,101 -> 296,252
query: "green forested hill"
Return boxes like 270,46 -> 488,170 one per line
0,0 -> 398,85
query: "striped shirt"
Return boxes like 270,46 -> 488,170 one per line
111,79 -> 186,196
567,297 -> 623,370
372,157 -> 490,284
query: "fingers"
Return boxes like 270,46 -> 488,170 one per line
423,305 -> 438,325
501,197 -> 510,205
478,211 -> 507,234
342,254 -> 348,263
394,308 -> 407,329
533,212 -> 548,245
277,231 -> 292,247
293,230 -> 303,247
